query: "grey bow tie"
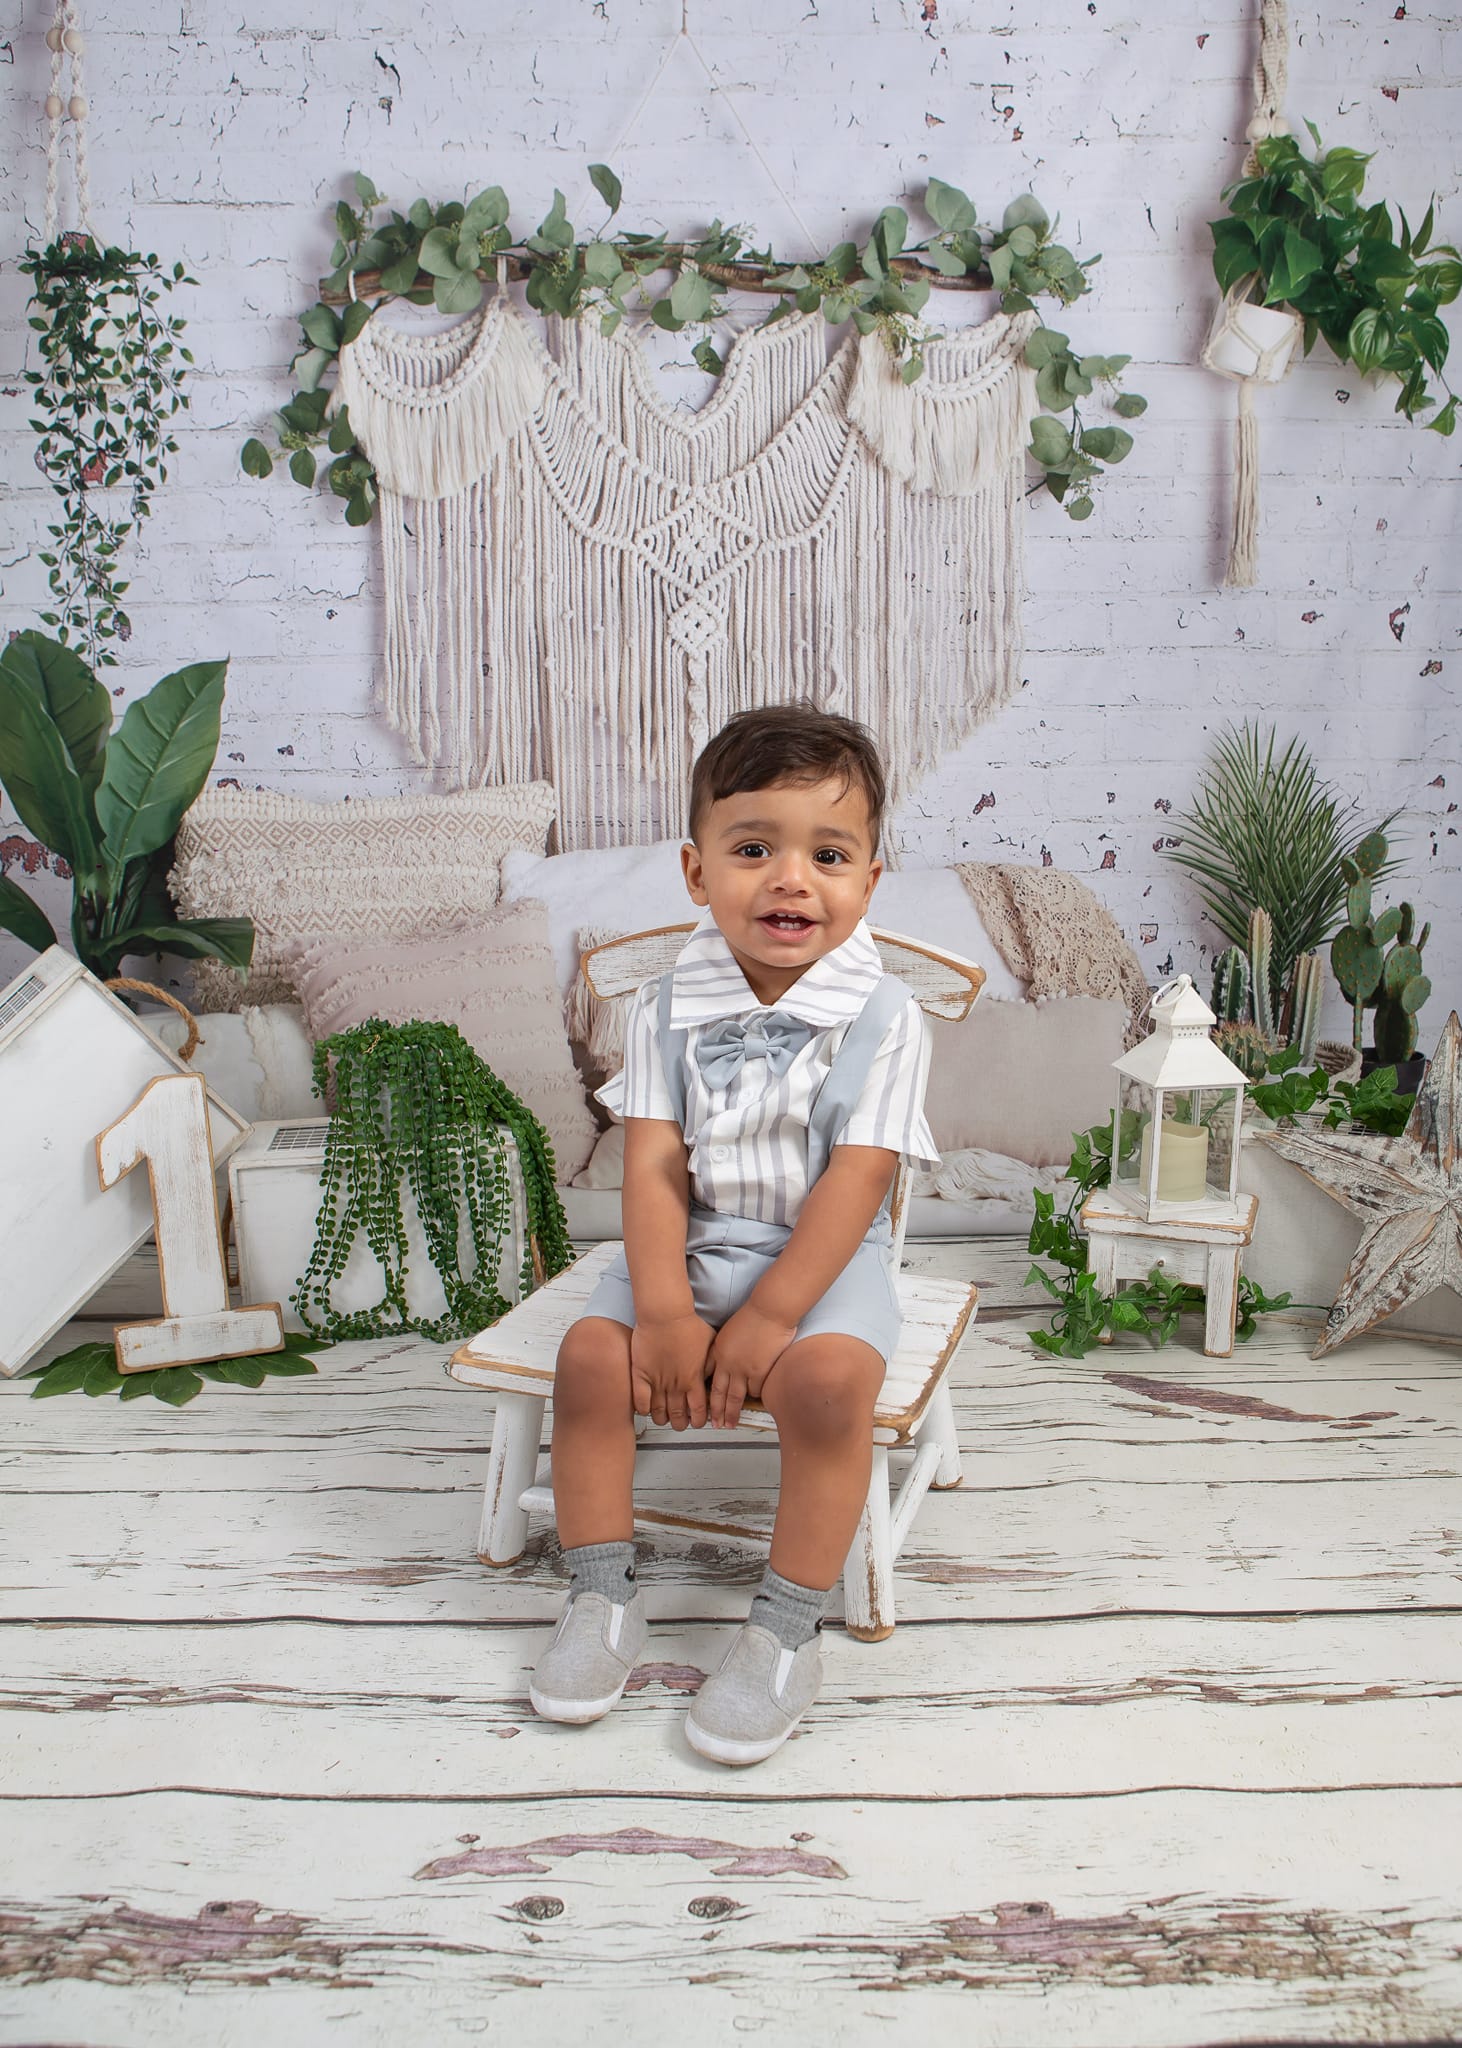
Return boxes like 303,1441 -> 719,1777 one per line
694,1010 -> 815,1090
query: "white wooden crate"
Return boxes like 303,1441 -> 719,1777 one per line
0,948 -> 250,1376
229,1118 -> 529,1334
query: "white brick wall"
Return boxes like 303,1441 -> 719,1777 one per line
1,0 -> 1457,1046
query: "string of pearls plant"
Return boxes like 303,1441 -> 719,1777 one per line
242,166 -> 1146,527
293,1018 -> 575,1344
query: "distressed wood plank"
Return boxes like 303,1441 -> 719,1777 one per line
3,1613 -> 1460,1801
1,1792 -> 1459,2044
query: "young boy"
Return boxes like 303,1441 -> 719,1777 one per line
530,705 -> 939,1764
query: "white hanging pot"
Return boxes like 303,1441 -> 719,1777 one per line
1202,281 -> 1302,385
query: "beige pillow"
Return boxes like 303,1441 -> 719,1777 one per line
171,783 -> 558,1010
924,996 -> 1127,1167
282,901 -> 598,1182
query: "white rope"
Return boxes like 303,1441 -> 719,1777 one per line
682,29 -> 822,258
42,0 -> 95,245
1210,0 -> 1293,587
340,300 -> 1034,846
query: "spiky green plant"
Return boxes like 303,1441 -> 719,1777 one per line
1214,1019 -> 1272,1081
1167,724 -> 1400,1024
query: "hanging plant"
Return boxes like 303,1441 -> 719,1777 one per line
241,168 -> 1144,526
1210,123 -> 1458,433
293,1017 -> 575,1344
20,233 -> 194,668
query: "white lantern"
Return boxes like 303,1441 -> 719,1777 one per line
1081,975 -> 1259,1358
1107,975 -> 1249,1221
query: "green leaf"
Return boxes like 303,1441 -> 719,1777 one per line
354,171 -> 380,208
241,436 -> 274,478
152,1366 -> 204,1406
294,345 -> 332,394
1023,326 -> 1069,369
669,268 -> 714,323
1113,391 -> 1148,418
463,185 -> 510,232
301,303 -> 342,351
30,1348 -> 105,1397
408,197 -> 432,233
0,630 -> 111,784
94,660 -> 228,887
1002,193 -> 1050,236
1426,394 -> 1458,437
649,296 -> 684,332
692,338 -> 725,376
582,240 -> 622,288
0,665 -> 101,875
1210,216 -> 1259,296
433,269 -> 484,316
588,163 -> 622,217
116,915 -> 255,967
344,490 -> 375,526
925,177 -> 976,234
380,252 -> 422,296
327,407 -> 356,454
1347,305 -> 1392,373
340,299 -> 373,347
873,205 -> 908,261
535,189 -> 575,251
83,1354 -> 126,1397
1029,415 -> 1074,466
0,874 -> 58,952
1067,495 -> 1094,520
418,226 -> 465,279
1078,424 -> 1133,463
289,447 -> 317,487
1035,360 -> 1072,413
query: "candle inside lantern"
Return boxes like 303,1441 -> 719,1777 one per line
1138,1116 -> 1210,1203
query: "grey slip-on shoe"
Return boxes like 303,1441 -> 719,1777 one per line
684,1621 -> 823,1765
529,1590 -> 648,1724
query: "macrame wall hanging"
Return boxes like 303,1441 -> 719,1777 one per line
1201,0 -> 1295,587
41,0 -> 94,246
338,297 -> 1035,848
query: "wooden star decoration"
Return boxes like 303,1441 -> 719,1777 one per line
1256,1010 -> 1462,1358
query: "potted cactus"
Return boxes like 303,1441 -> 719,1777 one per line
1330,830 -> 1431,1092
1210,907 -> 1333,1079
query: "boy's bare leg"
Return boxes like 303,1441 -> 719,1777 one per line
551,1316 -> 638,1549
760,1335 -> 886,1588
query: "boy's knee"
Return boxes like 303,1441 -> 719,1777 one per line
554,1317 -> 632,1419
768,1339 -> 882,1440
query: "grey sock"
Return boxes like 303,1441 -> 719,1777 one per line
748,1565 -> 826,1650
564,1540 -> 638,1606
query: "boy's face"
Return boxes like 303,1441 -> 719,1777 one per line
681,774 -> 883,1005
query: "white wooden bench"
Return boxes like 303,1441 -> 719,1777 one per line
449,926 -> 984,1640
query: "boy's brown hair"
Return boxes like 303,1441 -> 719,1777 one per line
688,704 -> 886,850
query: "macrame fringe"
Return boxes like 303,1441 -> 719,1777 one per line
1225,376 -> 1260,588
847,312 -> 1037,496
336,299 -> 546,501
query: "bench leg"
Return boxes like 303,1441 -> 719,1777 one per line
843,1446 -> 895,1642
477,1392 -> 546,1566
925,1381 -> 963,1489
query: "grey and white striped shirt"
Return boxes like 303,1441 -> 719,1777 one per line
597,915 -> 939,1227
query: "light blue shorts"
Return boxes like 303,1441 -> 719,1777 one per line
583,1207 -> 901,1364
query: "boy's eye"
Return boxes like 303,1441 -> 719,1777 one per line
814,847 -> 848,865
734,841 -> 770,859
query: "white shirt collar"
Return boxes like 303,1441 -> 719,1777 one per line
668,912 -> 884,1030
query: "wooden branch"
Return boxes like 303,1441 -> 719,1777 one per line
319,248 -> 996,307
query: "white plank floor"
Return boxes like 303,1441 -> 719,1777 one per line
2,1237 -> 1460,2047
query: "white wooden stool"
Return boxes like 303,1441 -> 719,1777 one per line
447,925 -> 985,1641
1080,1189 -> 1260,1358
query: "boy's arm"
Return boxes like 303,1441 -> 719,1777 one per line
620,1117 -> 715,1430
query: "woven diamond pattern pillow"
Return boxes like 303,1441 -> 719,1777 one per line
170,784 -> 558,1009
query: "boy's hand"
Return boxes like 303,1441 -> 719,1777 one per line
631,1312 -> 717,1431
707,1303 -> 798,1429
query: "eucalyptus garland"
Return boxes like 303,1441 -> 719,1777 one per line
242,166 -> 1145,526
294,1018 -> 575,1343
21,233 -> 194,668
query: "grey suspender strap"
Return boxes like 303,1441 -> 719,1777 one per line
655,972 -> 689,1131
804,974 -> 915,1184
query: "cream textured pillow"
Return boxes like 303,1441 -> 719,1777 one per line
924,996 -> 1127,1167
171,783 -> 558,1010
281,901 -> 599,1183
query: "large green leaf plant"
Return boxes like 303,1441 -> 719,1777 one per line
0,630 -> 253,982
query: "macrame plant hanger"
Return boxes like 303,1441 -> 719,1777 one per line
41,0 -> 95,246
1201,0 -> 1293,587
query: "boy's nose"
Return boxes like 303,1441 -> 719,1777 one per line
767,853 -> 814,892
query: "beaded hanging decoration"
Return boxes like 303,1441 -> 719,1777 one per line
293,1018 -> 575,1343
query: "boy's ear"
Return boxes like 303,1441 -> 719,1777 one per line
681,840 -> 709,905
861,859 -> 884,913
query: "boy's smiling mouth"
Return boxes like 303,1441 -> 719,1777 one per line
758,911 -> 818,939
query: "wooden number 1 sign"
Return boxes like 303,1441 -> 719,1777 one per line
97,1073 -> 284,1373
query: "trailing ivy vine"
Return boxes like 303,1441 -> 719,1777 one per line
1025,1119 -> 1289,1358
293,1017 -> 575,1344
21,234 -> 194,669
242,167 -> 1145,527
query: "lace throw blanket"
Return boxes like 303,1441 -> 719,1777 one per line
956,861 -> 1150,1047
